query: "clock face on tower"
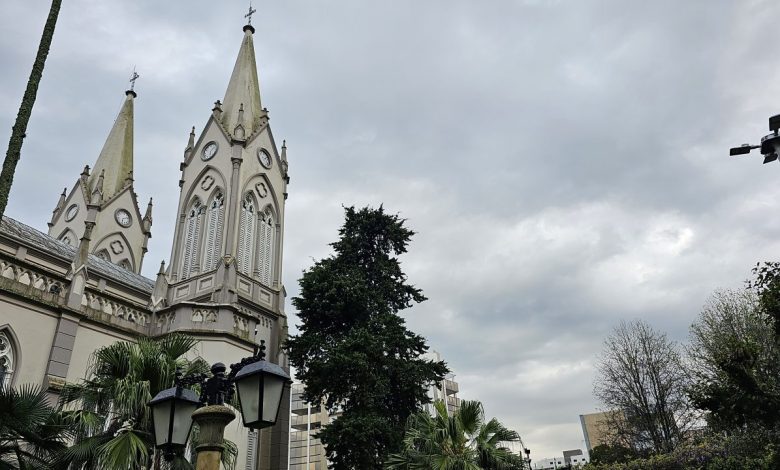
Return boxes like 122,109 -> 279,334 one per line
258,148 -> 272,169
115,209 -> 132,227
65,204 -> 79,221
202,141 -> 218,161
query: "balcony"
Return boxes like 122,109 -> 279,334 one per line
444,379 -> 459,394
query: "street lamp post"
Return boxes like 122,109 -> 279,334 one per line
148,340 -> 291,470
730,113 -> 780,163
524,447 -> 532,470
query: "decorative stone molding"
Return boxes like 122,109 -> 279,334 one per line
233,314 -> 249,332
192,308 -> 217,323
0,260 -> 66,299
156,312 -> 175,327
82,291 -> 149,326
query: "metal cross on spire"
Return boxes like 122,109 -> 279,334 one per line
245,2 -> 257,25
129,67 -> 140,91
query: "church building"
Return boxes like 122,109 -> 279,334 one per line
0,19 -> 290,470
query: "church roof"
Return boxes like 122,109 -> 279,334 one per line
0,216 -> 154,293
89,91 -> 135,198
221,26 -> 264,138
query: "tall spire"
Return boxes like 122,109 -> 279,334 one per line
221,25 -> 263,138
89,90 -> 135,199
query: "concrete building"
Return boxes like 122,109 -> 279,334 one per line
423,350 -> 461,416
0,19 -> 291,470
580,411 -> 620,452
289,383 -> 334,470
533,450 -> 589,469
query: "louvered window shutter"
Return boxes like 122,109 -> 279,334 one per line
245,430 -> 258,470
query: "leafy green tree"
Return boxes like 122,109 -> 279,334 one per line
588,443 -> 638,466
0,384 -> 69,469
57,333 -> 235,470
687,289 -> 780,430
286,206 -> 448,469
385,400 -> 526,470
748,261 -> 780,337
0,0 -> 63,219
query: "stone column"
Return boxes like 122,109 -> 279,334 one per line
192,405 -> 236,470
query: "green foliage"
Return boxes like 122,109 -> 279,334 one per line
589,444 -> 639,465
687,289 -> 780,430
0,0 -> 62,219
583,429 -> 780,470
0,384 -> 70,469
385,400 -> 526,470
57,333 -> 229,470
748,261 -> 780,337
286,205 -> 449,469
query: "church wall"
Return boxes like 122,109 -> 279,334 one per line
91,188 -> 147,271
65,322 -> 134,383
48,182 -> 88,244
0,294 -> 59,387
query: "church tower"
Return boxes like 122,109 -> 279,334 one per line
47,88 -> 152,274
151,22 -> 291,469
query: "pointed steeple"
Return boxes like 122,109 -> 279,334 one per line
221,26 -> 263,138
89,90 -> 135,198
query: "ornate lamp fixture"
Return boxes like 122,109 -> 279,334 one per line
148,340 -> 291,461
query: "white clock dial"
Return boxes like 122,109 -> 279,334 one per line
115,209 -> 132,227
202,141 -> 218,161
258,148 -> 272,169
65,204 -> 79,221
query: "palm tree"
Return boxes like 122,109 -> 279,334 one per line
0,0 -> 63,219
0,384 -> 70,469
386,400 -> 527,470
57,333 -> 236,470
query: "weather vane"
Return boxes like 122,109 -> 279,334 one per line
129,67 -> 140,91
245,2 -> 257,25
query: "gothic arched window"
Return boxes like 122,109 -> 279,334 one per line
96,250 -> 110,262
203,191 -> 225,272
237,195 -> 256,275
256,209 -> 274,286
181,200 -> 204,279
0,331 -> 15,388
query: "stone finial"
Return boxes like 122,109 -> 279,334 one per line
143,197 -> 153,232
91,170 -> 105,205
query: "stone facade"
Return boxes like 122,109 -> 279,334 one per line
0,22 -> 290,470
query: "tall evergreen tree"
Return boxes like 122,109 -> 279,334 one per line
286,206 -> 448,469
0,0 -> 63,219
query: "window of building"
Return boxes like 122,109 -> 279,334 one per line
256,209 -> 274,285
0,331 -> 15,387
203,191 -> 225,271
182,200 -> 204,279
238,195 -> 256,275
96,249 -> 110,262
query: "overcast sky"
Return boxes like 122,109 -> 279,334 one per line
3,0 -> 780,460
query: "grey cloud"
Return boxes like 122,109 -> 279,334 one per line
2,0 -> 780,458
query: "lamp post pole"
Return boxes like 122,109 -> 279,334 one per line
192,404 -> 236,470
148,340 -> 291,470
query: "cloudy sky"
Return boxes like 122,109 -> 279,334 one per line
3,0 -> 780,459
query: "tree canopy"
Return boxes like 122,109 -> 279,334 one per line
286,205 -> 448,469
